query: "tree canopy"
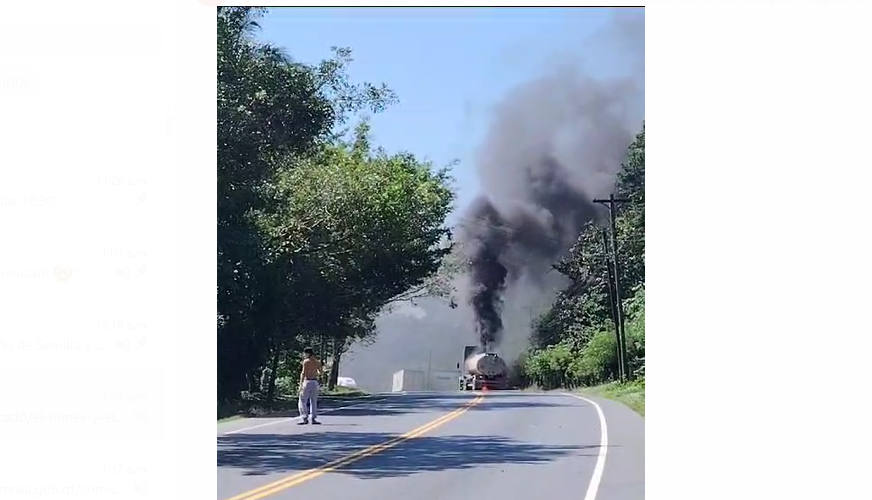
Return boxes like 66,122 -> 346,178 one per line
520,124 -> 645,390
217,7 -> 457,408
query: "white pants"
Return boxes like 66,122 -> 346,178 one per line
298,380 -> 319,420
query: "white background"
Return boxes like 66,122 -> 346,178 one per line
1,1 -> 871,499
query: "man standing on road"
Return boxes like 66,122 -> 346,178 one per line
298,347 -> 322,425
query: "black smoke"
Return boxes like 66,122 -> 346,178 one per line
460,159 -> 599,348
458,11 -> 644,349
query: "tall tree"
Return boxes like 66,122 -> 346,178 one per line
615,123 -> 645,290
216,6 -> 397,401
252,124 -> 457,363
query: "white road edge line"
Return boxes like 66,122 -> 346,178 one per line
220,397 -> 388,435
564,393 -> 609,500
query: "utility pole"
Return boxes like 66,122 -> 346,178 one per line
600,229 -> 624,382
593,193 -> 631,381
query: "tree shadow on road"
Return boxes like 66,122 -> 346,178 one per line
248,406 -> 412,418
324,393 -> 571,417
217,432 -> 596,478
243,393 -> 578,419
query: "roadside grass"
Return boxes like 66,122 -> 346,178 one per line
579,379 -> 645,416
217,386 -> 369,422
320,386 -> 367,398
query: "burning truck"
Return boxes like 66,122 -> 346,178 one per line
457,344 -> 509,391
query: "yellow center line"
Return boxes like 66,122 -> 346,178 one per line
223,394 -> 484,500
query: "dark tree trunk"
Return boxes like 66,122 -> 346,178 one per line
264,346 -> 279,405
328,338 -> 342,391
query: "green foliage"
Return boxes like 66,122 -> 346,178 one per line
582,379 -> 646,416
524,342 -> 575,390
624,285 -> 645,376
519,123 -> 645,394
251,124 -> 455,338
523,287 -> 645,390
570,326 -> 619,385
216,7 -> 457,403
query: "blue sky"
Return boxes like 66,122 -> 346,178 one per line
256,7 -> 642,223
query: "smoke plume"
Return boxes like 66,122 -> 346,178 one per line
341,11 -> 644,392
458,11 -> 644,349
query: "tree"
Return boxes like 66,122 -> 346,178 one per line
252,123 -> 457,388
615,123 -> 645,290
522,123 -> 645,389
217,6 -> 398,402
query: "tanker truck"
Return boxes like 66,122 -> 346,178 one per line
457,344 -> 509,391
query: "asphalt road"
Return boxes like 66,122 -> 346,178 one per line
217,391 -> 644,500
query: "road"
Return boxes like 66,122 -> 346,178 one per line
217,391 -> 644,500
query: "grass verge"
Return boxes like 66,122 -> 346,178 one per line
217,387 -> 370,422
320,386 -> 368,398
579,379 -> 645,417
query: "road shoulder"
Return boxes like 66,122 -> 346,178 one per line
578,380 -> 645,417
567,392 -> 644,500
217,393 -> 387,435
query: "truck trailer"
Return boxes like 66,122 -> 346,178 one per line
457,345 -> 509,391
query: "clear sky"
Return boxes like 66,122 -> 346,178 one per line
256,6 -> 642,223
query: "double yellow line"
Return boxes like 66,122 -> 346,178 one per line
224,393 -> 485,500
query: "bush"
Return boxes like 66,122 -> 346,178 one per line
275,376 -> 296,397
569,326 -> 618,386
524,343 -> 575,390
624,287 -> 645,376
519,285 -> 645,389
